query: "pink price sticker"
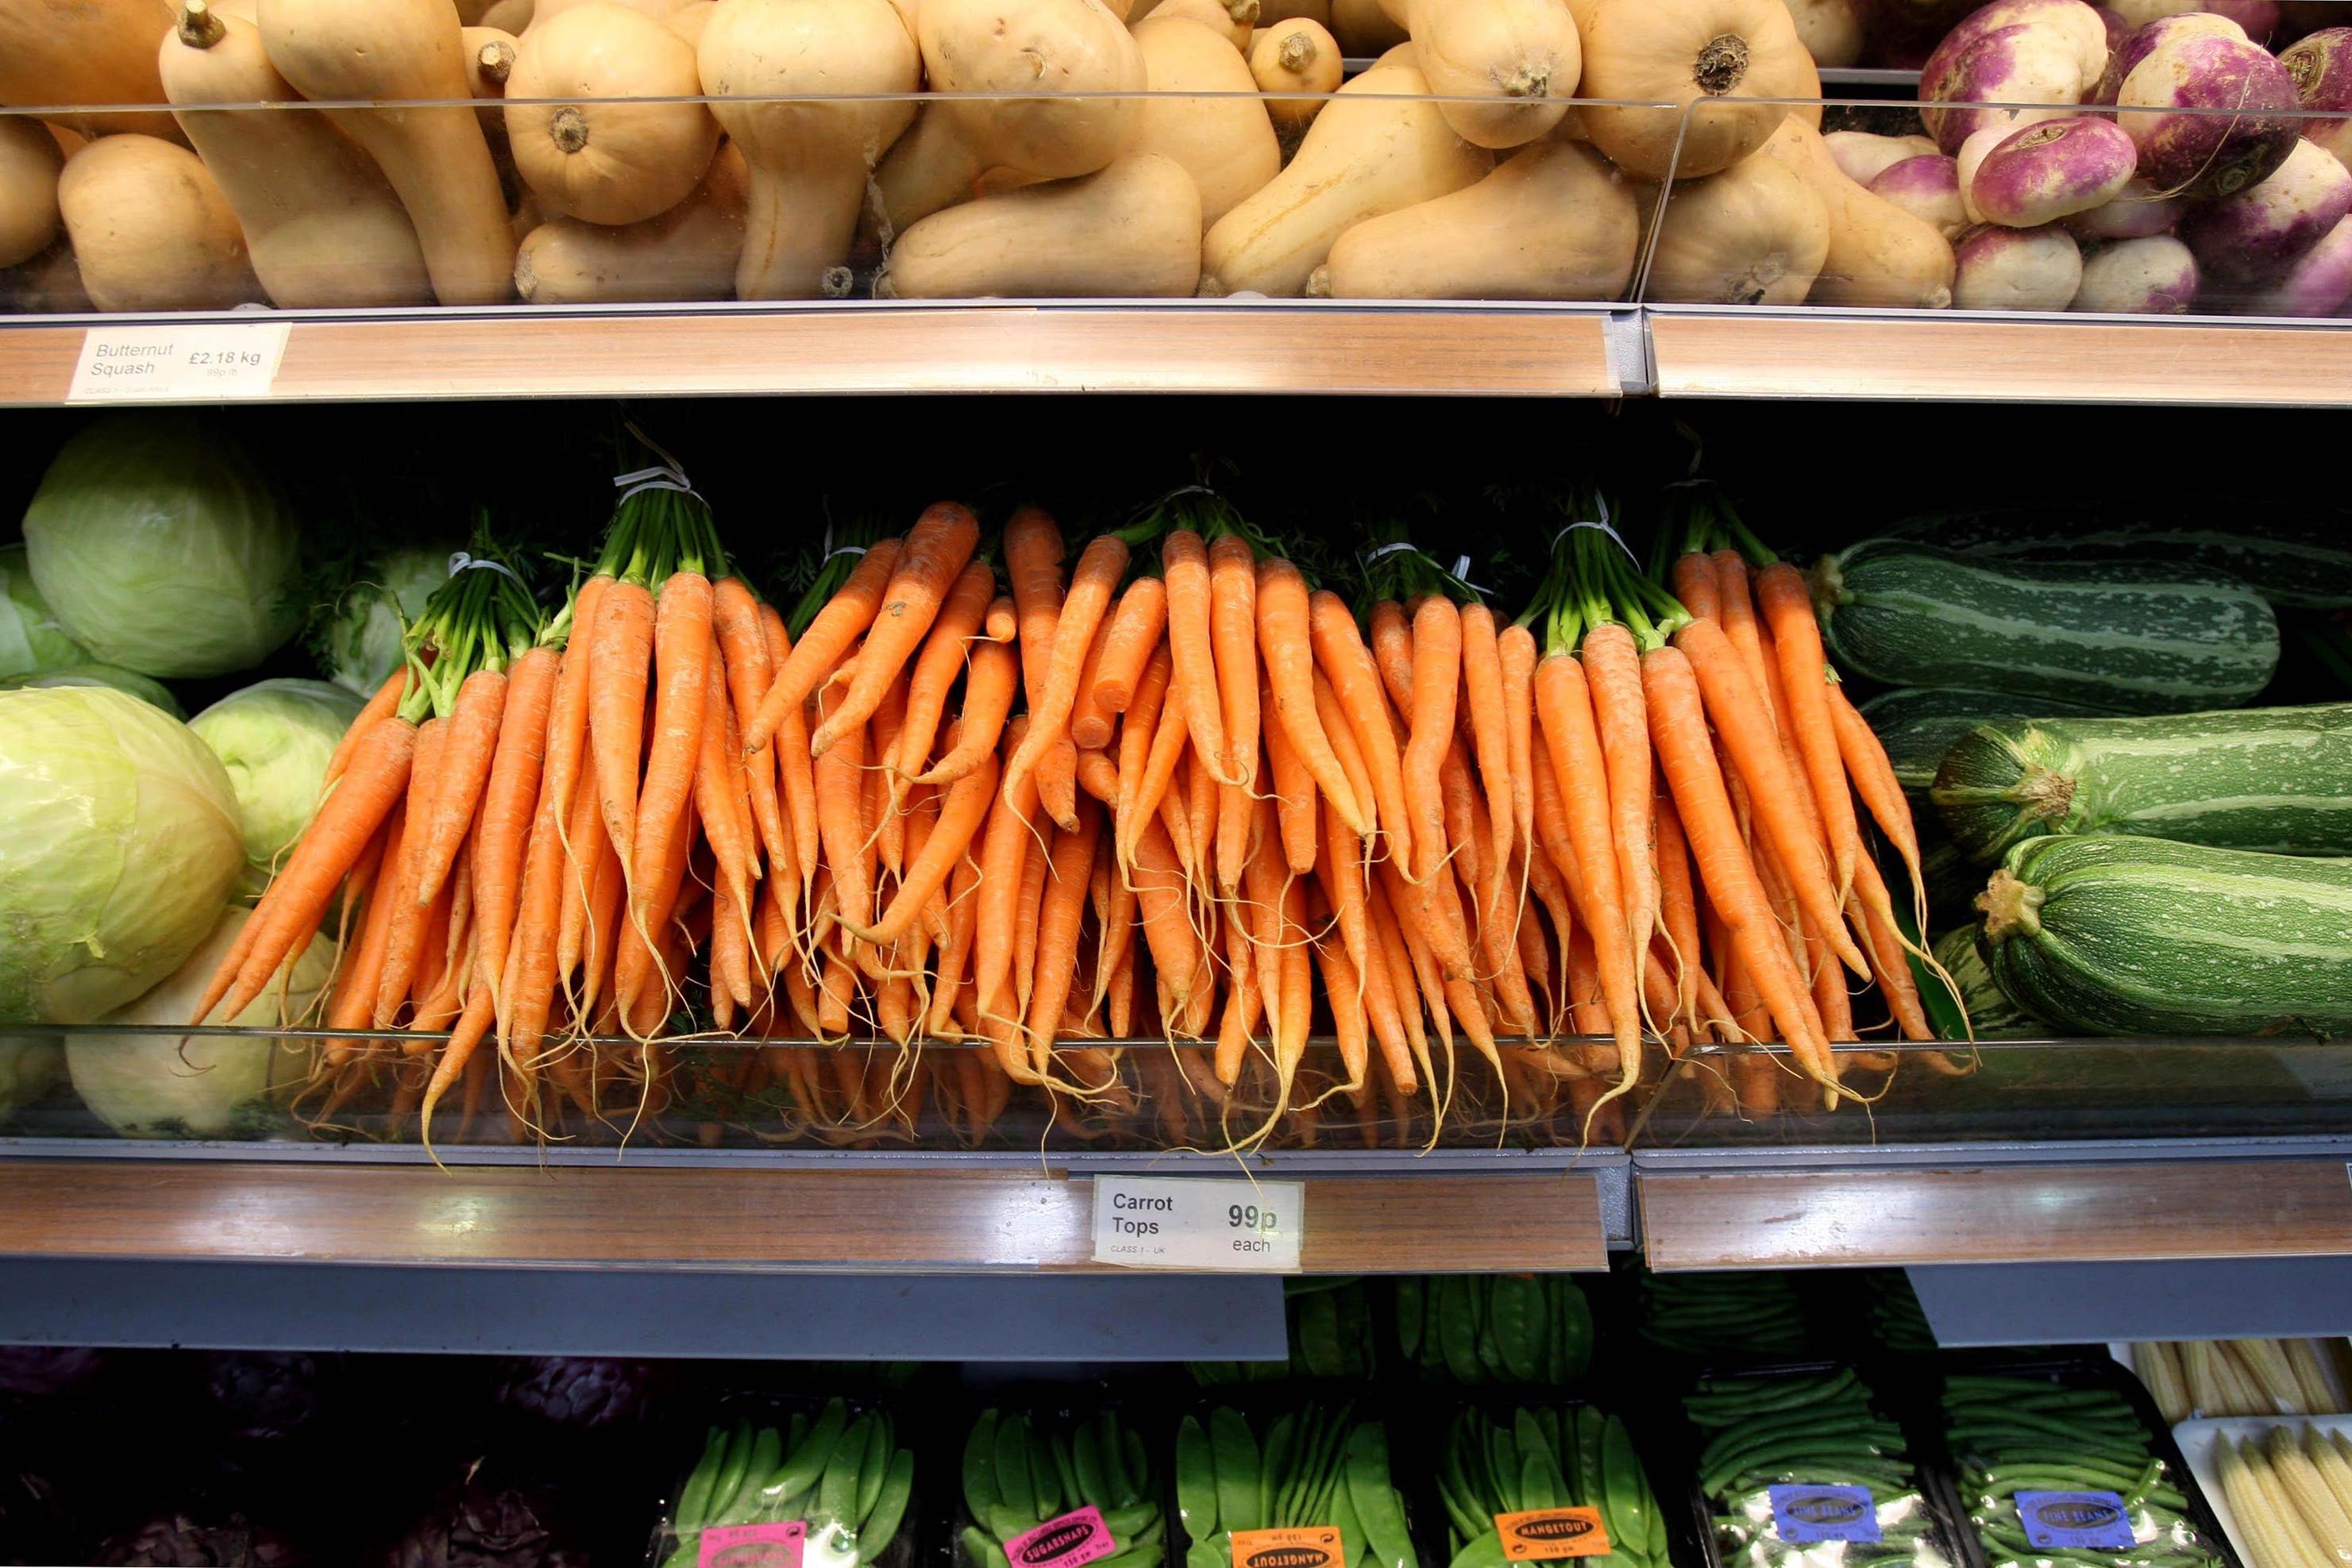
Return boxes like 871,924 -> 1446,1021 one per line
1005,1505 -> 1119,1568
699,1520 -> 807,1568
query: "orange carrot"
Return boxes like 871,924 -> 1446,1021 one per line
326,802 -> 406,1037
1038,739 -> 1080,834
1007,531 -> 1128,807
926,851 -> 984,1039
1012,826 -> 1052,1023
1074,746 -> 1119,805
810,502 -> 979,756
871,668 -> 911,877
468,645 -> 557,1020
1005,505 -> 1067,707
1368,599 -> 1416,714
1131,815 -> 1212,1036
745,537 -> 903,754
1114,643 -> 1175,864
324,665 -> 408,789
1026,797 -> 1103,1073
911,638 -> 1018,787
612,794 -> 697,1030
1849,853 -> 1934,1040
629,572 -> 714,926
587,577 -> 654,877
1579,621 -> 1659,988
1260,671 -> 1317,874
371,717 -> 449,1026
1161,530 -> 1230,784
1713,550 -> 1791,738
1458,601 -> 1514,892
810,678 -> 873,946
757,602 -> 821,892
890,559 -> 994,781
1757,562 -> 1861,902
415,665 -> 507,908
1498,623 -> 1537,887
556,762 -> 606,993
1254,560 -> 1367,841
694,657 -> 758,930
1652,776 -> 1702,1029
849,748 -> 998,948
1672,552 -> 1720,623
1089,574 -> 1170,715
712,576 -> 788,871
1403,595 -> 1460,889
1827,681 -> 1927,914
1310,591 -> 1413,871
1365,876 -> 1432,1092
1209,535 -> 1259,891
499,773 -> 567,1067
1531,656 -> 1641,1094
971,717 -> 1041,1077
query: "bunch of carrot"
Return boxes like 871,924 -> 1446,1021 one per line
206,471 -> 1941,1151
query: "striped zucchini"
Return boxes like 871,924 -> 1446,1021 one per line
1979,836 -> 2352,1037
1887,507 -> 2352,610
1858,687 -> 2126,807
1930,923 -> 2038,1039
1934,703 -> 2352,864
1810,540 -> 2280,715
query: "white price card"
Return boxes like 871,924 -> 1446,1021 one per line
1092,1176 -> 1304,1272
69,322 -> 291,403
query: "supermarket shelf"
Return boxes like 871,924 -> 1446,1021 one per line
1634,1139 -> 2352,1270
1645,306 -> 2352,405
1908,1257 -> 2352,1346
0,1157 -> 1616,1273
0,302 -> 1634,403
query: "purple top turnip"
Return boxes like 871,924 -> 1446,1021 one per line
2281,27 -> 2352,170
2090,10 -> 2248,106
2118,33 -> 2301,198
2065,175 -> 2189,236
1954,222 -> 2088,308
2179,135 -> 2352,280
2242,211 -> 2352,312
2072,233 -> 2200,310
1970,115 -> 2141,224
1872,154 -> 1971,238
1925,23 -> 2095,152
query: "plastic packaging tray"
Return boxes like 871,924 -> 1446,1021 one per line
2173,1415 -> 2352,1568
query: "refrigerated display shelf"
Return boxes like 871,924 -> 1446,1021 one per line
13,302 -> 2352,406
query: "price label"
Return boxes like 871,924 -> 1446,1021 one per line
1091,1176 -> 1303,1271
1494,1507 -> 1611,1560
1229,1525 -> 1340,1568
1768,1485 -> 1882,1546
698,1520 -> 804,1568
1005,1506 -> 1118,1568
69,322 -> 290,403
2015,1491 -> 2135,1553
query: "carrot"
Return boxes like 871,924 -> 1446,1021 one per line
1438,741 -> 1485,904
694,658 -> 758,932
556,761 -> 607,993
984,594 -> 1017,643
1037,738 -> 1081,834
870,669 -> 911,877
1026,797 -> 1103,1074
371,717 -> 449,1026
848,748 -> 998,948
1074,746 -> 1119,805
1827,680 -> 1928,921
745,537 -> 903,754
1579,620 -> 1659,992
1012,828 -> 1051,1029
712,575 -> 788,871
1309,888 -> 1371,1097
926,852 -> 985,1039
1498,623 -> 1537,888
1402,595 -> 1460,889
1260,671 -> 1317,874
1066,617 -> 1122,757
970,718 -> 1042,1078
578,826 -> 625,1016
1089,574 -> 1169,716
1209,535 -> 1259,890
1185,742 -> 1218,898
1368,599 -> 1416,714
326,803 -> 406,1038
1005,532 -> 1128,807
754,602 -> 822,896
1671,552 -> 1720,622
467,645 -> 557,1020
629,572 -> 714,927
499,774 -> 567,1068
1309,590 -> 1413,872
1642,645 -> 1835,1085
1091,828 -> 1138,1017
415,665 -> 507,908
1252,560 -> 1367,840
889,559 -> 994,783
612,794 -> 698,1031
1113,643 -> 1174,865
810,678 -> 873,947
1712,550 -> 1791,735
323,665 -> 408,789
1531,656 -> 1642,1098
1160,530 -> 1231,784
1673,616 -> 1868,978
1365,877 -> 1429,1091
587,577 -> 655,878
1652,776 -> 1702,1030
911,638 -> 1019,787
1131,815 -> 1212,1036
1457,601 -> 1514,892
1756,562 -> 1861,903
1849,852 -> 1934,1040
810,502 -> 979,756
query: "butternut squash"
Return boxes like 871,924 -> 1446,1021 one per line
665,0 -> 711,45
1331,0 -> 1407,56
523,0 -> 665,30
507,2 -> 716,225
880,150 -> 1201,295
515,138 -> 745,299
1762,114 -> 1954,307
161,0 -> 433,306
1200,62 -> 1489,295
1644,140 -> 1828,303
464,25 -> 517,98
1313,135 -> 1636,298
1574,0 -> 1819,177
700,0 -> 920,298
0,114 -> 63,270
56,133 -> 261,310
1404,0 -> 1581,150
1258,0 -> 1327,23
0,0 -> 179,138
1133,0 -> 1255,48
1131,15 -> 1280,225
260,0 -> 517,303
1249,17 -> 1342,134
1786,0 -> 1862,68
480,0 -> 532,30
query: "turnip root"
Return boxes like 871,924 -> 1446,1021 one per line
1953,221 -> 2084,307
2180,135 -> 2352,283
1922,22 -> 2092,154
2090,10 -> 2243,104
1968,115 -> 2136,225
2071,232 -> 2197,308
1826,129 -> 1939,185
1956,125 -> 2003,222
1870,153 -> 1968,238
2064,175 -> 2185,237
2242,211 -> 2352,311
1932,0 -> 2111,84
2105,0 -> 2277,43
2118,33 -> 2299,198
2280,27 -> 2352,171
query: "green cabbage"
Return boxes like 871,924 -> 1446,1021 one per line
0,662 -> 183,718
0,543 -> 87,677
322,547 -> 450,696
0,687 -> 245,1025
67,906 -> 334,1138
189,678 -> 364,899
21,413 -> 300,678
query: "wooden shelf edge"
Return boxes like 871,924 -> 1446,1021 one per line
0,1160 -> 1610,1274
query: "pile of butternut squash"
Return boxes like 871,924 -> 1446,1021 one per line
0,0 -> 1971,310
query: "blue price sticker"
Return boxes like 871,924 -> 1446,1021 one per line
1768,1485 -> 1882,1545
2015,1491 -> 2136,1552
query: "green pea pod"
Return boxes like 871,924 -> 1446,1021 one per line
822,1415 -> 876,1532
998,1414 -> 1039,1524
1094,1547 -> 1166,1568
788,1412 -> 812,1454
1259,1413 -> 1297,1530
1514,1412 -> 1559,1492
676,1427 -> 730,1533
1556,1283 -> 1592,1384
1439,1280 -> 1484,1385
863,1450 -> 916,1560
1575,1411 -> 1606,1515
1448,1533 -> 1512,1568
1473,1287 -> 1510,1382
1186,1543 -> 1226,1568
1034,1428 -> 1066,1519
1054,1434 -> 1089,1518
1336,1286 -> 1374,1380
975,1526 -> 1022,1568
1490,1425 -> 1522,1514
779,1402 -> 854,1507
858,1417 -> 893,1529
1328,1477 -> 1365,1568
1177,1416 -> 1218,1537
1126,1428 -> 1152,1502
1394,1280 -> 1424,1361
1099,1413 -> 1136,1508
715,1427 -> 785,1526
1297,1291 -> 1345,1380
1212,1409 -> 1263,1537
989,1504 -> 1037,1544
1598,1417 -> 1649,1568
1519,1450 -> 1561,1514
1098,1502 -> 1160,1539
708,1420 -> 756,1529
1344,1426 -> 1414,1568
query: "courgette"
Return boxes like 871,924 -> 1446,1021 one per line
1979,835 -> 2352,1036
1930,922 -> 2036,1040
1858,687 -> 2127,807
1934,703 -> 2352,863
1810,541 -> 2279,715
1887,506 -> 2352,611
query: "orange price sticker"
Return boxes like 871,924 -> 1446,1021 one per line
1494,1508 -> 1611,1561
1228,1526 -> 1343,1568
